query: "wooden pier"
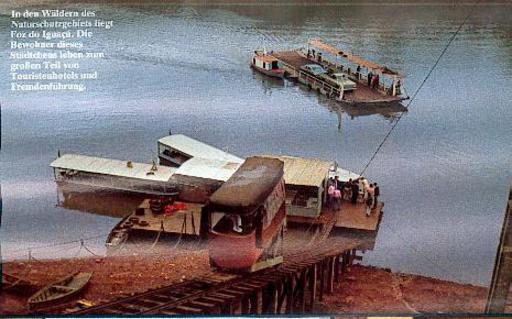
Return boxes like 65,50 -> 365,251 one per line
72,242 -> 361,315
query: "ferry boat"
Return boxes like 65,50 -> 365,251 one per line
250,51 -> 285,79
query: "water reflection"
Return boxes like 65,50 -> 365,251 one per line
327,101 -> 408,130
57,184 -> 147,219
251,69 -> 285,94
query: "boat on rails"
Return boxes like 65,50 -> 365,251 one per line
201,156 -> 286,272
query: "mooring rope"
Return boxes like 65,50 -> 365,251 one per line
359,0 -> 481,176
81,240 -> 102,257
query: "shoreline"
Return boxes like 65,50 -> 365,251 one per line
1,252 -> 487,315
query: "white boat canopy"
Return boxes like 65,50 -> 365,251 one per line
158,134 -> 243,163
308,38 -> 404,78
175,157 -> 242,182
50,154 -> 177,182
262,155 -> 333,187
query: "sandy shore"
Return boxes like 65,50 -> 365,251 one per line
1,252 -> 487,315
1,251 -> 211,314
317,265 -> 487,313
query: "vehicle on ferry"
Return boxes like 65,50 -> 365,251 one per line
300,64 -> 356,92
325,73 -> 357,92
200,156 -> 286,272
250,51 -> 285,79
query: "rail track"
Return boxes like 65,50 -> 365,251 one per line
72,239 -> 359,315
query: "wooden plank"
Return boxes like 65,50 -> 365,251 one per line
319,260 -> 325,301
285,276 -> 294,313
334,255 -> 340,283
309,264 -> 317,311
300,270 -> 307,312
327,256 -> 335,293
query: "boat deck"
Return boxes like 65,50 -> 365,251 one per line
287,199 -> 383,232
335,200 -> 383,231
270,50 -> 403,104
113,198 -> 381,243
120,199 -> 203,236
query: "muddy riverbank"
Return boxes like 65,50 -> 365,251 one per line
1,253 -> 487,315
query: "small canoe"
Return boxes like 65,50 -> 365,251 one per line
2,272 -> 39,295
28,272 -> 92,311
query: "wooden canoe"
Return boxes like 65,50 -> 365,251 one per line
28,272 -> 92,311
1,272 -> 40,295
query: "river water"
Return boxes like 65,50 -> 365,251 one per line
1,1 -> 511,286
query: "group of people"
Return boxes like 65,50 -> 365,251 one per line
327,176 -> 380,217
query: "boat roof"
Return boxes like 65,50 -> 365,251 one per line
330,167 -> 360,182
308,38 -> 403,77
175,157 -> 242,182
158,134 -> 243,163
255,55 -> 278,63
261,155 -> 333,187
50,154 -> 176,182
209,156 -> 284,210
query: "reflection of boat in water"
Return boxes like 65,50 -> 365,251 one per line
56,184 -> 147,218
278,69 -> 407,122
332,100 -> 407,120
251,67 -> 286,90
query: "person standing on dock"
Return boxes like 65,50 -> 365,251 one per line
366,196 -> 373,217
351,179 -> 359,204
343,179 -> 352,201
372,74 -> 380,89
367,71 -> 373,87
333,188 -> 342,210
373,183 -> 380,209
366,183 -> 375,209
356,65 -> 361,79
328,183 -> 336,208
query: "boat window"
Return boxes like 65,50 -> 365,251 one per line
272,61 -> 278,69
162,149 -> 190,164
212,212 -> 253,235
288,186 -> 319,208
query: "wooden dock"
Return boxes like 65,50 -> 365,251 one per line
270,50 -> 405,105
73,242 -> 361,315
